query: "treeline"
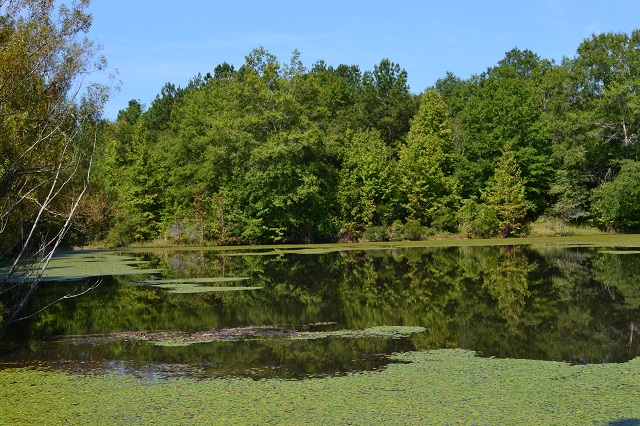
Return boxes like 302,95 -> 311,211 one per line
80,31 -> 640,246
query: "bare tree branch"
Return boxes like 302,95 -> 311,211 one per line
0,0 -> 113,331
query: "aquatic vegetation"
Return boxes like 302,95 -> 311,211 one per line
150,284 -> 262,294
130,277 -> 258,294
296,325 -> 427,340
1,250 -> 160,282
137,277 -> 250,284
1,349 -> 638,424
3,236 -> 640,423
120,234 -> 640,257
58,325 -> 427,347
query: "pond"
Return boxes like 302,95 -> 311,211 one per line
1,240 -> 639,380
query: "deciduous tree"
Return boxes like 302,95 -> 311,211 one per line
591,160 -> 640,231
0,0 -> 112,330
397,89 -> 459,230
483,146 -> 530,237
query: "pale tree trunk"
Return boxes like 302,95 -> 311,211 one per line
0,129 -> 101,331
0,0 -> 114,331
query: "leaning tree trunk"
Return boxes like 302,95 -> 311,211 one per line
0,0 -> 113,331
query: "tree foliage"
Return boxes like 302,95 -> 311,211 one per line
397,89 -> 459,230
338,129 -> 395,237
482,146 -> 530,237
84,28 -> 640,247
0,0 -> 112,330
591,161 -> 640,231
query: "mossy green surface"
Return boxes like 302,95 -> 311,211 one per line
119,234 -> 640,256
135,277 -> 256,294
149,284 -> 262,294
1,251 -> 160,282
297,325 -> 427,340
1,349 -> 638,425
67,325 -> 427,346
138,277 -> 250,284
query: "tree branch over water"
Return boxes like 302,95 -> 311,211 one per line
0,0 -> 114,331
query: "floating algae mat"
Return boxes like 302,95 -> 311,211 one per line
598,250 -> 640,255
58,325 -> 427,347
133,277 -> 259,294
0,250 -> 161,282
1,349 -> 639,424
137,277 -> 251,284
149,284 -> 261,294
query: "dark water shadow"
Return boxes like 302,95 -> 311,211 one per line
608,420 -> 640,426
0,330 -> 419,380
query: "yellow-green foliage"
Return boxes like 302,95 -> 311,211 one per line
527,216 -> 604,237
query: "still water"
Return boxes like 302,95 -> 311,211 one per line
1,244 -> 639,379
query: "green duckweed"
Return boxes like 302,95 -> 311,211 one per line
1,349 -> 638,425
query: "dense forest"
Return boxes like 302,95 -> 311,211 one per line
6,24 -> 640,250
1,0 -> 640,330
78,30 -> 640,246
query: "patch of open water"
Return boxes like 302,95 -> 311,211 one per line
1,244 -> 639,379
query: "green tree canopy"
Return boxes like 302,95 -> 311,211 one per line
591,161 -> 640,231
0,0 -> 112,330
397,89 -> 459,230
483,146 -> 530,237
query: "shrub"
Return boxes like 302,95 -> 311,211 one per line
458,199 -> 500,238
361,226 -> 388,242
527,216 -> 602,237
431,206 -> 458,233
402,219 -> 427,240
591,161 -> 640,231
386,221 -> 405,241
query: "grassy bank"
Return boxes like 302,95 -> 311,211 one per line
83,218 -> 608,252
107,233 -> 640,257
2,349 -> 639,425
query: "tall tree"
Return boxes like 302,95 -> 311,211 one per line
568,30 -> 640,179
542,30 -> 640,223
483,146 -> 530,237
0,0 -> 112,330
541,63 -> 593,223
397,89 -> 459,230
451,49 -> 553,213
359,59 -> 417,148
338,129 -> 395,235
144,82 -> 184,133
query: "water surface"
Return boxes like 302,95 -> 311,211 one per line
1,243 -> 639,379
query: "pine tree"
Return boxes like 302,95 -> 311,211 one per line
483,146 -> 530,237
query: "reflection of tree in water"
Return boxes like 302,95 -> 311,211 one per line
2,245 -> 640,376
337,247 -> 463,349
591,251 -> 640,350
482,246 -> 533,328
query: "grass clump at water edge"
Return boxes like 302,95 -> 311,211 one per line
1,349 -> 638,424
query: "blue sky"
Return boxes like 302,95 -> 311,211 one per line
87,1 -> 640,119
